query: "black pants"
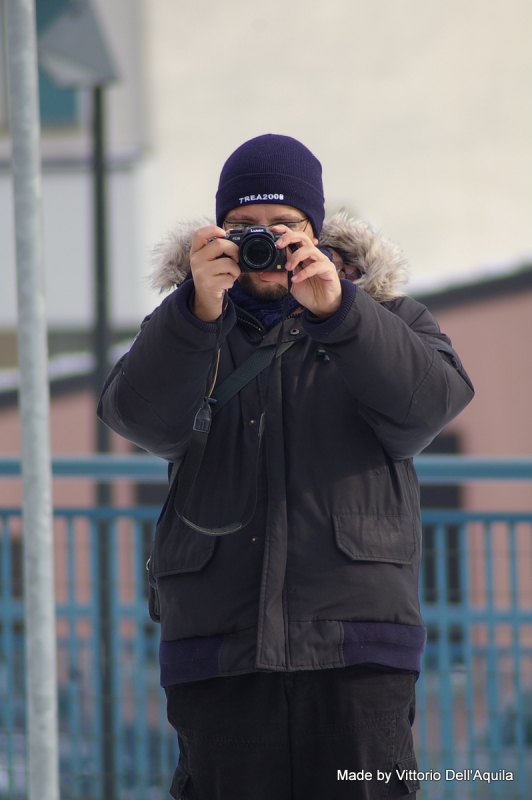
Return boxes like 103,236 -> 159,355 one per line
165,664 -> 420,800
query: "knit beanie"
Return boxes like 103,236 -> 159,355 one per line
216,134 -> 325,236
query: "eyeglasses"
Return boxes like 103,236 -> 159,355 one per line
222,218 -> 309,233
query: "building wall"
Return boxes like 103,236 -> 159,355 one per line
0,0 -> 147,329
0,390 -> 133,508
1,0 -> 531,329
0,166 -> 144,328
427,289 -> 532,510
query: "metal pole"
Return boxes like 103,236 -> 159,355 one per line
3,3 -> 60,800
93,84 -> 111,444
92,84 -> 116,800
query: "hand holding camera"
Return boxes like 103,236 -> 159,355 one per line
190,222 -> 342,322
270,224 -> 343,318
189,225 -> 240,322
225,223 -> 342,317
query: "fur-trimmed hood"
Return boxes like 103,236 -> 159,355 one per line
150,212 -> 409,303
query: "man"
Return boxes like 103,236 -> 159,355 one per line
98,134 -> 474,799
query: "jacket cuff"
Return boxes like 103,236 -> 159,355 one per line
175,280 -> 236,337
302,280 -> 356,338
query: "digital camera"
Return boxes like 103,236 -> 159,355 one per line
225,225 -> 288,273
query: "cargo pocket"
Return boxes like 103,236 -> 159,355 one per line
333,513 -> 415,564
170,735 -> 197,800
169,764 -> 193,800
395,755 -> 421,794
152,516 -> 217,578
147,471 -> 218,579
148,582 -> 160,622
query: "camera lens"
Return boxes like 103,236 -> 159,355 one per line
241,237 -> 276,270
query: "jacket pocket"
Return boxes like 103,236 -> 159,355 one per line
148,582 -> 161,622
333,513 -> 415,564
152,516 -> 217,578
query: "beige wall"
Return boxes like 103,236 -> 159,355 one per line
430,289 -> 532,510
1,0 -> 530,326
137,0 -> 532,314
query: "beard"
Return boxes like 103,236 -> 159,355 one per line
238,273 -> 289,302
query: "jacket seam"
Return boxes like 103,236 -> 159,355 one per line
282,582 -> 292,669
400,347 -> 435,426
120,370 -> 172,430
337,620 -> 345,665
254,658 -> 345,670
343,641 -> 424,649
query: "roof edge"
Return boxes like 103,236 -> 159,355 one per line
413,263 -> 532,311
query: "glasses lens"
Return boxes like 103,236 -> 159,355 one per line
224,219 -> 308,231
284,221 -> 303,230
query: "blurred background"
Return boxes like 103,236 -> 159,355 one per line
1,3 -> 532,798
1,0 -> 531,506
1,0 -> 531,325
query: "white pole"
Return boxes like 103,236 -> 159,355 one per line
3,2 -> 60,800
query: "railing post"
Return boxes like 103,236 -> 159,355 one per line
3,2 -> 60,800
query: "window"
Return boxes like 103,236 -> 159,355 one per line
36,0 -> 78,127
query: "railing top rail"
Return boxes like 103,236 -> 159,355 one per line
0,454 -> 532,481
2,507 -> 532,522
414,455 -> 532,482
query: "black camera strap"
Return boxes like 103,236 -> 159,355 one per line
209,340 -> 293,414
174,288 -> 295,536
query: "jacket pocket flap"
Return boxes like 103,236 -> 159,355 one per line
153,520 -> 216,577
396,755 -> 421,791
333,513 -> 415,564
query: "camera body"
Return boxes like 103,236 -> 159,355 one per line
225,225 -> 288,273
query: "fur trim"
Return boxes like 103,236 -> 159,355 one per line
320,212 -> 409,302
150,212 -> 409,302
149,217 -> 210,293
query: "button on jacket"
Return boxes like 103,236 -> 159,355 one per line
98,213 -> 474,686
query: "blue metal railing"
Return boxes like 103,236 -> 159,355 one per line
1,457 -> 532,799
0,506 -> 178,800
1,454 -> 532,481
416,511 -> 532,799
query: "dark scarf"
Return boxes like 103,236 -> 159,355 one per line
228,280 -> 300,331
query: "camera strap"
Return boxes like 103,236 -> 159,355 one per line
174,288 -> 295,536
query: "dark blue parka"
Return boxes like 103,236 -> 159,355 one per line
98,215 -> 474,685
